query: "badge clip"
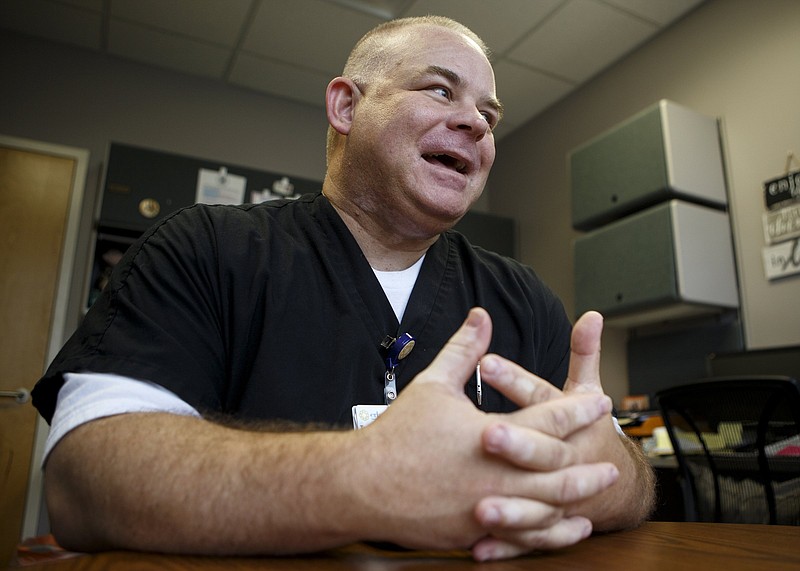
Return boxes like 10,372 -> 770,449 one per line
381,333 -> 415,404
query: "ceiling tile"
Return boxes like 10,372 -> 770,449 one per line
0,0 -> 103,51
109,20 -> 231,79
326,0 -> 415,19
110,0 -> 253,47
60,0 -> 104,10
602,0 -> 705,26
507,0 -> 657,83
243,0 -> 384,75
492,58 -> 574,128
401,0 -> 562,54
229,52 -> 332,108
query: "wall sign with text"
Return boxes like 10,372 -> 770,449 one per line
763,237 -> 800,280
762,165 -> 800,280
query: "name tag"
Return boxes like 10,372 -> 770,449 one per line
352,404 -> 388,429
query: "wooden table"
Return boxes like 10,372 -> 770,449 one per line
11,522 -> 800,570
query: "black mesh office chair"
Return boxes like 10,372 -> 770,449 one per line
656,376 -> 800,524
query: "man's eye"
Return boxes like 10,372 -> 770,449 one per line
432,86 -> 451,99
480,111 -> 496,128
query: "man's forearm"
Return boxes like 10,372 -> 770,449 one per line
573,428 -> 655,531
45,412 -> 367,555
612,433 -> 657,527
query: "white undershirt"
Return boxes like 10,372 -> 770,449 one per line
43,256 -> 425,464
371,254 -> 425,323
44,372 -> 201,462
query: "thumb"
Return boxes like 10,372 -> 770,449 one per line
415,307 -> 492,393
563,310 -> 604,395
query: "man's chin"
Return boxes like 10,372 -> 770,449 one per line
413,204 -> 471,235
427,194 -> 479,222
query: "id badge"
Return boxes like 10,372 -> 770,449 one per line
352,404 -> 388,429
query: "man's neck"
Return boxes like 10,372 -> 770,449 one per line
324,192 -> 437,272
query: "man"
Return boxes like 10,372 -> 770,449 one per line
32,16 -> 654,562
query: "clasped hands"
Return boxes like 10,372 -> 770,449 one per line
357,307 -> 621,561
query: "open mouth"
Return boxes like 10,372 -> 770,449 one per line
423,153 -> 467,174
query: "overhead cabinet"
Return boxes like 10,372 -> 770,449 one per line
570,101 -> 739,327
574,200 -> 738,327
569,100 -> 727,231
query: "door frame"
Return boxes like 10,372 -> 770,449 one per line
1,134 -> 90,539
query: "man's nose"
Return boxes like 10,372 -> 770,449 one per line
450,105 -> 490,141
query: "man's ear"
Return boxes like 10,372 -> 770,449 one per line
326,77 -> 360,136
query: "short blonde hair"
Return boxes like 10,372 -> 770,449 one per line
325,16 -> 492,162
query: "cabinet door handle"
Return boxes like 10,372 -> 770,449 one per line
0,388 -> 30,404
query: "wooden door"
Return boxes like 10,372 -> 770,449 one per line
0,139 -> 86,566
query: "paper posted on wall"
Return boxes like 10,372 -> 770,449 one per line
195,167 -> 246,205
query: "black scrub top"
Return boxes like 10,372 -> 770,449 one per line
33,193 -> 572,426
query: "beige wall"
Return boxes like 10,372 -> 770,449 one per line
489,0 -> 800,403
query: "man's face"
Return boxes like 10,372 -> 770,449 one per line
345,25 -> 501,236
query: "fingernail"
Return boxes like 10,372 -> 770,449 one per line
481,505 -> 502,525
484,424 -> 508,453
581,519 -> 593,539
465,308 -> 482,328
480,355 -> 498,374
473,545 -> 494,562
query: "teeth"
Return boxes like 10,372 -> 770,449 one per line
426,153 -> 467,173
